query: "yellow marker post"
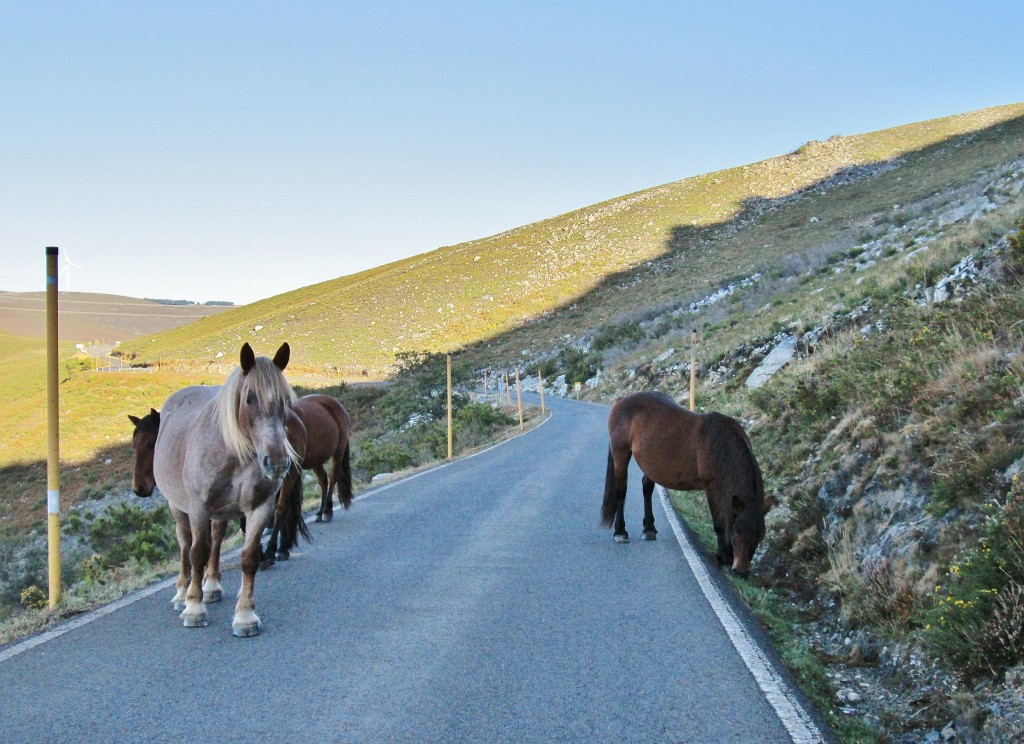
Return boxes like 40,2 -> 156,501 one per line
45,247 -> 62,607
446,354 -> 453,459
689,329 -> 697,411
515,369 -> 523,431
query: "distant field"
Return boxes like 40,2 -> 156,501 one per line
0,291 -> 230,342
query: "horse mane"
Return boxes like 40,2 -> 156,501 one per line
702,413 -> 764,506
213,356 -> 299,464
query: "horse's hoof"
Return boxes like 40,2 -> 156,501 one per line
232,614 -> 263,638
232,622 -> 261,638
172,600 -> 186,611
314,513 -> 323,523
614,533 -> 630,544
321,512 -> 333,523
259,556 -> 275,571
642,530 -> 657,541
203,589 -> 222,603
276,550 -> 290,561
181,611 -> 208,628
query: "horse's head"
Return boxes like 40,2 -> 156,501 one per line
729,494 -> 774,578
128,408 -> 160,497
229,342 -> 298,481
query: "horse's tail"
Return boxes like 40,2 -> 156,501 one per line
278,468 -> 313,550
336,441 -> 354,510
601,447 -> 618,527
323,398 -> 354,511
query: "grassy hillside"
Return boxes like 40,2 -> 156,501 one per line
118,103 -> 1024,376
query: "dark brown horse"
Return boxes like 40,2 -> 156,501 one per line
602,391 -> 773,577
128,408 -> 160,499
260,393 -> 353,565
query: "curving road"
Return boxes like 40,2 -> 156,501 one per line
0,394 -> 828,743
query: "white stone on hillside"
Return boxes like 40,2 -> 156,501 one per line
745,335 -> 797,388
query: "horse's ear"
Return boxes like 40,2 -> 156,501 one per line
240,343 -> 256,374
732,495 -> 745,514
762,495 -> 775,514
272,342 -> 290,371
128,414 -> 141,426
150,408 -> 160,425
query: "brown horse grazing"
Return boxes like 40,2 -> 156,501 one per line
153,342 -> 307,636
602,391 -> 774,577
129,408 -> 233,604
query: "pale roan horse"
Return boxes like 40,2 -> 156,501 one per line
153,342 -> 306,637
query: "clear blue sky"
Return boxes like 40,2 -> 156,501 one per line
2,2 -> 1021,305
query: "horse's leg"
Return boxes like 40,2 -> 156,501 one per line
612,451 -> 631,543
202,520 -> 226,603
260,524 -> 277,571
313,464 -> 331,522
234,500 -> 274,637
641,475 -> 658,541
181,516 -> 212,628
170,507 -> 192,612
706,489 -> 733,567
273,480 -> 291,561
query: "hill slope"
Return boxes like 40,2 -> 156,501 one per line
119,102 -> 1024,376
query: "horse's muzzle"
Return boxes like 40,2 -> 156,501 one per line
260,455 -> 291,480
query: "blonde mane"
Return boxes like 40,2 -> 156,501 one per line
213,356 -> 299,464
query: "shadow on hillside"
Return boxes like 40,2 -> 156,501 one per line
458,112 -> 1024,361
0,439 -> 136,541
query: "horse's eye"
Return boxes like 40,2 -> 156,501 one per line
246,392 -> 257,406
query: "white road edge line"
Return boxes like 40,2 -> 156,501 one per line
657,485 -> 826,744
0,409 -> 553,665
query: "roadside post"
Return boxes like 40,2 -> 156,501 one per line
689,329 -> 697,411
538,370 -> 545,414
515,369 -> 523,430
45,247 -> 62,607
447,353 -> 453,459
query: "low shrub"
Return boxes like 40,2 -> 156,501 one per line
83,503 -> 177,573
922,474 -> 1024,682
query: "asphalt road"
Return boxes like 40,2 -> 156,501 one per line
0,394 -> 825,743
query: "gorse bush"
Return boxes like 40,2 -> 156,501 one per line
533,347 -> 602,384
81,503 -> 178,573
922,474 -> 1024,682
1008,217 -> 1024,274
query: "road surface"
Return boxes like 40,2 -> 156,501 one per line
0,394 -> 828,742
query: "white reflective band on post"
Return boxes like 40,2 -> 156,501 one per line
47,490 -> 60,514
